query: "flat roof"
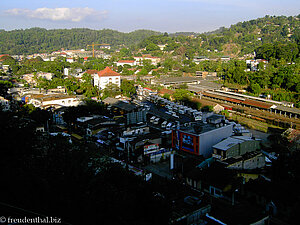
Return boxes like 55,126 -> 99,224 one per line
157,77 -> 203,84
30,94 -> 77,102
103,97 -> 137,112
188,81 -> 222,93
274,105 -> 300,115
212,137 -> 244,151
179,122 -> 231,135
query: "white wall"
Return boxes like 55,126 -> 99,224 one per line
199,124 -> 234,158
94,75 -> 120,90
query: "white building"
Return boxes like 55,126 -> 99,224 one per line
28,94 -> 81,109
116,60 -> 136,67
66,58 -> 74,63
93,67 -> 121,90
133,56 -> 161,65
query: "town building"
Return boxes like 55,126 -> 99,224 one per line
27,94 -> 82,109
212,136 -> 261,160
223,151 -> 266,170
93,67 -> 121,90
172,115 -> 235,158
133,56 -> 161,65
116,60 -> 136,67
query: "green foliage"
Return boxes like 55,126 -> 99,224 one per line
81,73 -> 99,98
0,28 -> 160,55
119,48 -> 132,57
255,42 -> 299,62
137,68 -> 148,75
221,110 -> 230,117
0,80 -> 13,96
120,80 -> 136,97
201,105 -> 213,112
101,83 -> 121,99
249,83 -> 261,95
146,43 -> 160,51
173,89 -> 193,102
162,93 -> 171,100
223,60 -> 248,85
178,83 -> 188,89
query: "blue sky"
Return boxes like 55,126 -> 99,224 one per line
0,0 -> 299,33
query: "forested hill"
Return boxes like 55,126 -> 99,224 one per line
0,28 -> 160,55
139,14 -> 300,58
0,15 -> 299,56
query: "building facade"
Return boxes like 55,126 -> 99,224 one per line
93,67 -> 121,90
172,122 -> 234,158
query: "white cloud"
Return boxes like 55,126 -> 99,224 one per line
5,7 -> 108,22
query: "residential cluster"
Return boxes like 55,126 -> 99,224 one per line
0,43 -> 299,224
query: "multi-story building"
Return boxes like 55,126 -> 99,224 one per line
172,115 -> 234,158
93,67 -> 121,90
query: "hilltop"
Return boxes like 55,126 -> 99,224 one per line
139,14 -> 300,58
0,14 -> 299,57
0,28 -> 160,55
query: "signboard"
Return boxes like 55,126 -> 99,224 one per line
144,144 -> 159,154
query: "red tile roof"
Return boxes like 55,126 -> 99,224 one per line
98,67 -> 120,77
243,99 -> 272,109
85,69 -> 99,75
117,60 -> 135,63
159,89 -> 175,95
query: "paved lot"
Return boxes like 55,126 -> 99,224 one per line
143,160 -> 173,180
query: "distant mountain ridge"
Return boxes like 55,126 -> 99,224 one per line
0,28 -> 161,55
0,14 -> 299,56
138,14 -> 300,57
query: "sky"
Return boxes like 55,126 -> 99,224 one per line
0,0 -> 299,33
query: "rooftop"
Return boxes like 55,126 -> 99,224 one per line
103,97 -> 137,112
179,121 -> 230,135
157,77 -> 203,84
97,67 -> 120,77
213,136 -> 260,151
117,60 -> 135,63
212,137 -> 244,151
30,94 -> 78,102
85,69 -> 99,75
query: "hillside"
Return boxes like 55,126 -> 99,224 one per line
0,28 -> 161,55
139,14 -> 300,58
0,15 -> 299,57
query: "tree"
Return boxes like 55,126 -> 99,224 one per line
120,80 -> 136,97
81,73 -> 98,98
137,68 -> 148,75
102,83 -> 121,99
0,80 -> 13,96
146,43 -> 160,51
249,83 -> 261,95
173,89 -> 193,102
162,93 -> 171,100
201,105 -> 213,112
